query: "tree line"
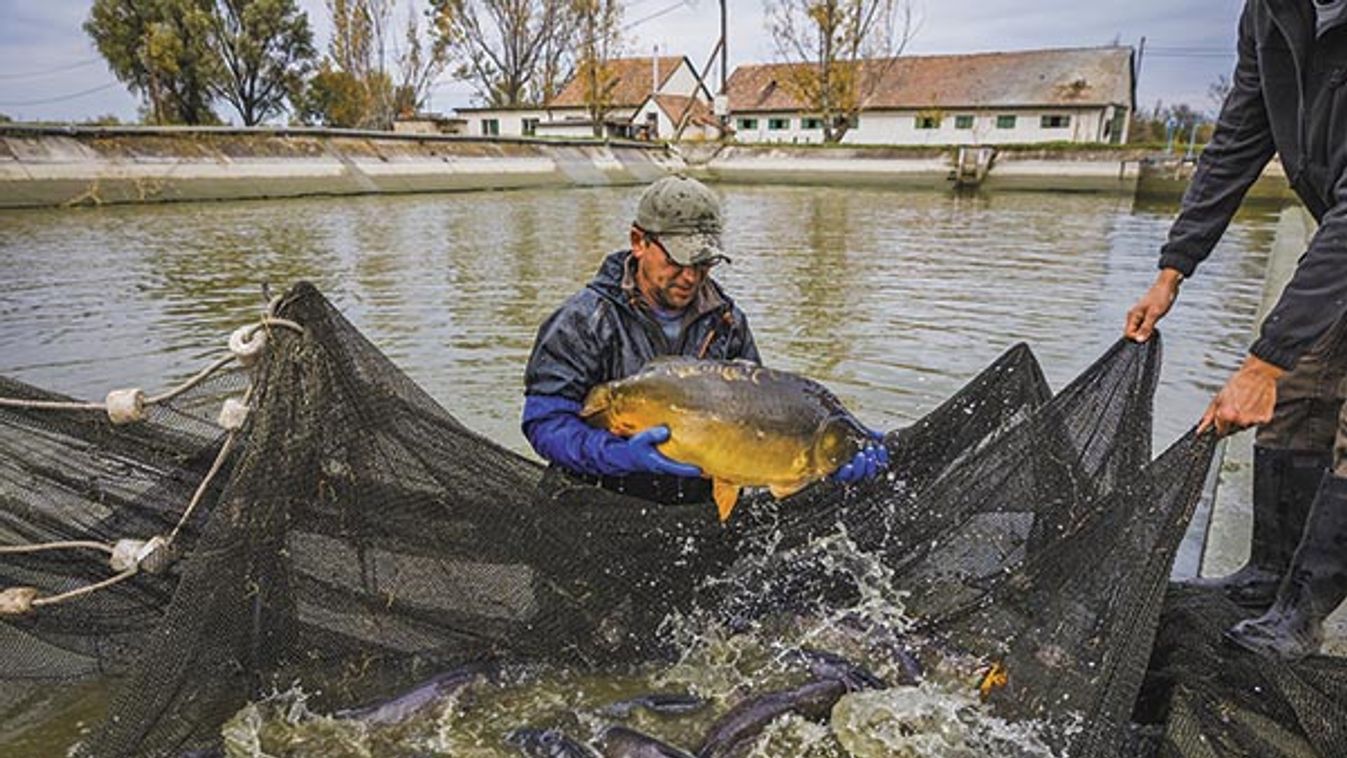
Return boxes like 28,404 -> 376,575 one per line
84,0 -> 626,129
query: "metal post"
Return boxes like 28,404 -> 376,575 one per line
720,0 -> 728,94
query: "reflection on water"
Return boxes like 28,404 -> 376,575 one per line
0,185 -> 1275,451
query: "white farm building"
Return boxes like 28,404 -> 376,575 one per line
726,46 -> 1136,146
455,55 -> 717,141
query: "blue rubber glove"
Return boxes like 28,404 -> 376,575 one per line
607,426 -> 703,477
831,430 -> 889,484
522,395 -> 702,477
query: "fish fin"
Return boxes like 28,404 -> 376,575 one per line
713,480 -> 741,522
768,480 -> 809,500
578,386 -> 609,419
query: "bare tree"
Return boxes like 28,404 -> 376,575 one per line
392,5 -> 451,116
765,0 -> 914,143
572,0 -> 624,136
430,0 -> 578,107
1207,73 -> 1232,116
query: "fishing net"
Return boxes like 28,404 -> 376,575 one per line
1,282 -> 1344,757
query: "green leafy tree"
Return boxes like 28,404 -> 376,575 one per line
86,0 -> 222,124
207,0 -> 316,125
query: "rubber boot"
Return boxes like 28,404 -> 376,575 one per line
1182,447 -> 1328,608
1225,472 -> 1347,660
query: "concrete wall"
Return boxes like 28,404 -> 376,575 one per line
0,126 -> 682,209
690,144 -> 1148,193
731,106 -> 1120,146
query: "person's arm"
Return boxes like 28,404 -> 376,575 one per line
1157,2 -> 1275,278
521,296 -> 698,477
1249,176 -> 1347,369
727,308 -> 761,364
522,395 -> 699,477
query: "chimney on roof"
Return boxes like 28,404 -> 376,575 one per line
653,45 -> 660,94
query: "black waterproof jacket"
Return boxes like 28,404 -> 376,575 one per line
524,250 -> 760,402
521,250 -> 759,503
1159,0 -> 1347,369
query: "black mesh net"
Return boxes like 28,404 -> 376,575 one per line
1,282 -> 1344,757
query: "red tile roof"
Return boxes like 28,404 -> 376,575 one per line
727,46 -> 1134,113
549,56 -> 690,108
651,94 -> 717,127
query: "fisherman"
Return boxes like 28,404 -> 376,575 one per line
1124,0 -> 1347,659
522,175 -> 886,506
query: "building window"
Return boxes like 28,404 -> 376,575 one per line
915,115 -> 941,129
801,117 -> 824,129
768,118 -> 791,130
522,118 -> 538,136
481,118 -> 500,136
995,114 -> 1017,129
737,118 -> 758,130
955,114 -> 974,129
1040,114 -> 1070,129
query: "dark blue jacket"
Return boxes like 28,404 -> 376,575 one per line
1160,0 -> 1347,368
522,250 -> 759,484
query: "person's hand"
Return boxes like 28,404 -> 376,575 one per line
1198,355 -> 1285,437
1125,269 -> 1184,342
831,430 -> 890,484
619,426 -> 703,477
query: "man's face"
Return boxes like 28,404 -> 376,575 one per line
630,227 -> 711,310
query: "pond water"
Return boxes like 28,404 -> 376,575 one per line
0,185 -> 1276,452
0,184 -> 1281,755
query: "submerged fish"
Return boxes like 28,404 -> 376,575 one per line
696,678 -> 847,757
790,648 -> 889,691
581,358 -> 873,521
332,662 -> 493,725
600,692 -> 708,718
598,725 -> 697,758
506,727 -> 601,757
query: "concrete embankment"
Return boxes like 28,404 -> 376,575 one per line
0,126 -> 1304,208
0,125 -> 682,209
686,143 -> 1149,193
686,143 -> 1304,200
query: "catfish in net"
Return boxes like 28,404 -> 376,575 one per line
522,175 -> 886,519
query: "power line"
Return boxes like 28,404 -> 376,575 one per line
625,0 -> 689,31
0,58 -> 102,81
0,82 -> 119,107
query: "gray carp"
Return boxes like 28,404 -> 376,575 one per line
695,678 -> 846,757
332,661 -> 493,725
598,726 -> 697,758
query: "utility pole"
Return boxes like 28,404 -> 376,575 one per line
720,0 -> 728,95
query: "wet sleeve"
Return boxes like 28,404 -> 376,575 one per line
1157,3 -> 1276,277
1250,176 -> 1347,369
523,296 -> 610,403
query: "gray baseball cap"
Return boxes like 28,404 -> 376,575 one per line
634,175 -> 730,266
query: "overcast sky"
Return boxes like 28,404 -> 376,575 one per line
0,1 -> 1241,123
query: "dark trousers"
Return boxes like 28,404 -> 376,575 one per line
1256,313 -> 1347,475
